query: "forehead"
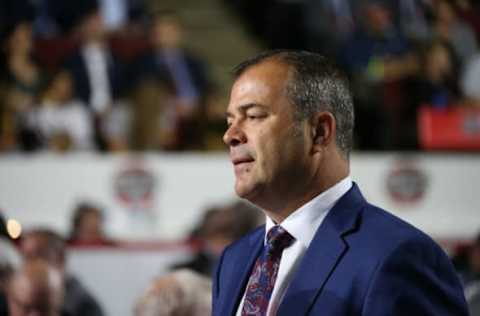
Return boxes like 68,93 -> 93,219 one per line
228,60 -> 292,110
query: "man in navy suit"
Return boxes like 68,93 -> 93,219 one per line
213,50 -> 468,316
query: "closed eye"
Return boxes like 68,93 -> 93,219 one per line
246,113 -> 267,120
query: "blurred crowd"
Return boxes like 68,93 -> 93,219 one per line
2,200 -> 480,315
0,0 -> 224,154
0,199 -> 263,316
1,0 -> 480,154
225,0 -> 480,150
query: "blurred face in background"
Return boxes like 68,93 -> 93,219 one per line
48,71 -> 74,104
436,0 -> 456,24
81,11 -> 106,42
364,4 -> 392,35
425,42 -> 453,82
7,260 -> 64,316
6,22 -> 33,56
76,210 -> 103,242
151,17 -> 183,49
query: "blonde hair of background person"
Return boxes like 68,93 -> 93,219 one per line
135,269 -> 211,316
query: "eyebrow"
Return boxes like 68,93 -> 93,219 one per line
225,103 -> 268,118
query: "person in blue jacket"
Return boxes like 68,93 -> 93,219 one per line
213,49 -> 469,316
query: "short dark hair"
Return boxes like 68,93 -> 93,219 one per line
233,50 -> 355,158
22,228 -> 66,265
70,202 -> 103,240
149,9 -> 182,27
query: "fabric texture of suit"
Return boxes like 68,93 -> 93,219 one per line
212,184 -> 469,316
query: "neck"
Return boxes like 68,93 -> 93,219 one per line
262,157 -> 349,224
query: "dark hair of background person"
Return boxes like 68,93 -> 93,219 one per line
232,49 -> 355,159
21,228 -> 66,266
148,9 -> 182,26
69,202 -> 103,241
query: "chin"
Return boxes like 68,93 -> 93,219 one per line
235,182 -> 262,204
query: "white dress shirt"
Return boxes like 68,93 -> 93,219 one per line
83,43 -> 112,114
236,177 -> 352,316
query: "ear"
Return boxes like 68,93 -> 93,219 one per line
310,111 -> 336,152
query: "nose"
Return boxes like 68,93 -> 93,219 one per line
223,122 -> 246,147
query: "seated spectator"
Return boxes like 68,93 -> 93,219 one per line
455,0 -> 480,41
20,228 -> 104,316
131,10 -> 213,150
304,0 -> 358,58
22,69 -> 94,152
68,202 -> 113,246
395,0 -> 434,44
135,269 -> 211,316
408,40 -> 460,110
339,1 -> 417,149
0,19 -> 46,152
432,0 -> 478,67
64,6 -> 126,151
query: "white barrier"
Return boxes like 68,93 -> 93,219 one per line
0,152 -> 479,240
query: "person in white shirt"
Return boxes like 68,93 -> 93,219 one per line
25,70 -> 94,151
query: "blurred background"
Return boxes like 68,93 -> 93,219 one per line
1,0 -> 480,315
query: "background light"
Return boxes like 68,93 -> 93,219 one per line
7,219 -> 22,239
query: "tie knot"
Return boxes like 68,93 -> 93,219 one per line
266,226 -> 294,254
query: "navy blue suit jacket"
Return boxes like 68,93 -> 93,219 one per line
212,184 -> 469,315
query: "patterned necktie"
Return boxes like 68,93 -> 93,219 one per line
241,225 -> 294,316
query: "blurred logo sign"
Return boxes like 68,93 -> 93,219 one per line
114,160 -> 157,209
386,160 -> 428,204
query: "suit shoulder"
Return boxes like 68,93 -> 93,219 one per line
355,203 -> 445,256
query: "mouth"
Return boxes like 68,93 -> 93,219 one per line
232,157 -> 255,165
231,156 -> 255,175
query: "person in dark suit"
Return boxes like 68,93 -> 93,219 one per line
213,50 -> 468,316
64,7 -> 125,151
131,10 -> 212,150
64,7 -> 123,114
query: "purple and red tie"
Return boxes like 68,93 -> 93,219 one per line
241,225 -> 294,316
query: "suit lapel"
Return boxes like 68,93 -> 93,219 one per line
221,227 -> 265,316
278,184 -> 366,316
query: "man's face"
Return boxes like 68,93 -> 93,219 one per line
224,60 -> 312,207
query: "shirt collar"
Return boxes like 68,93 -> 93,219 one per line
265,176 -> 352,248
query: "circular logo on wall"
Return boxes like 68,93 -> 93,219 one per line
386,161 -> 428,204
114,161 -> 157,209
